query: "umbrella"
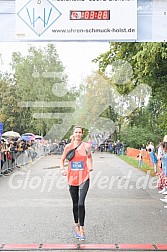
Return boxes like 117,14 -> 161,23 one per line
22,133 -> 35,137
35,135 -> 43,140
21,133 -> 36,141
2,131 -> 20,138
19,135 -> 34,142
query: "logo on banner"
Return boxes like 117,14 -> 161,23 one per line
17,0 -> 62,36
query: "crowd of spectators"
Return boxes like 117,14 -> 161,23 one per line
134,136 -> 167,209
94,140 -> 125,155
156,135 -> 167,209
0,134 -> 73,175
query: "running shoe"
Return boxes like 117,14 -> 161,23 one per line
79,234 -> 86,241
74,226 -> 80,239
160,199 -> 167,203
162,190 -> 167,195
158,188 -> 167,194
74,231 -> 80,239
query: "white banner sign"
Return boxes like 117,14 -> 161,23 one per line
16,0 -> 137,41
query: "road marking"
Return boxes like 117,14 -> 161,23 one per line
1,244 -> 167,251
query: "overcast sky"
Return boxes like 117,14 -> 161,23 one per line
0,42 -> 110,86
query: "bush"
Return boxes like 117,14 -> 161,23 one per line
121,126 -> 162,149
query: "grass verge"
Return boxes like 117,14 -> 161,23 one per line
119,155 -> 155,176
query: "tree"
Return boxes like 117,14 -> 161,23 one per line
0,73 -> 20,131
93,42 -> 167,144
11,44 -> 71,136
121,126 -> 161,149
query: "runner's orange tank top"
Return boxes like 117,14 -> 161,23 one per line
67,148 -> 89,186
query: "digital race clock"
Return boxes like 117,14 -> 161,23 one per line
70,10 -> 110,20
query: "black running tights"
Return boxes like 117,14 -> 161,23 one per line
69,179 -> 89,226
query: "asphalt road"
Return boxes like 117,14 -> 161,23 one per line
0,152 -> 167,248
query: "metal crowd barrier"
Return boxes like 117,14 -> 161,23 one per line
0,151 -> 17,174
0,144 -> 50,176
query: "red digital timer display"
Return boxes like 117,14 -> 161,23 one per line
70,10 -> 110,20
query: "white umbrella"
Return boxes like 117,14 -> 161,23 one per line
22,132 -> 35,136
2,131 -> 21,138
35,135 -> 43,139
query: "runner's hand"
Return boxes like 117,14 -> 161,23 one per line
61,169 -> 67,176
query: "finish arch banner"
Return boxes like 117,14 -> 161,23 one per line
15,0 -> 137,41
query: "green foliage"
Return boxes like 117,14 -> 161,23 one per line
1,42 -> 166,143
12,44 -> 73,135
0,74 -> 21,131
0,44 -> 79,137
94,42 -> 167,144
74,71 -> 120,134
121,126 -> 162,149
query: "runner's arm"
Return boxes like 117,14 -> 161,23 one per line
60,145 -> 69,176
86,144 -> 93,172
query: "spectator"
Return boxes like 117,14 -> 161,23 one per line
108,143 -> 113,153
163,135 -> 167,143
146,142 -> 150,151
104,141 -> 108,152
112,142 -> 116,154
148,142 -> 154,151
116,140 -> 122,155
159,142 -> 167,205
141,144 -> 146,150
137,151 -> 143,168
157,142 -> 163,172
148,148 -> 158,173
100,144 -> 104,152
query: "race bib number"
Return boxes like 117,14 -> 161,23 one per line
71,161 -> 84,170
